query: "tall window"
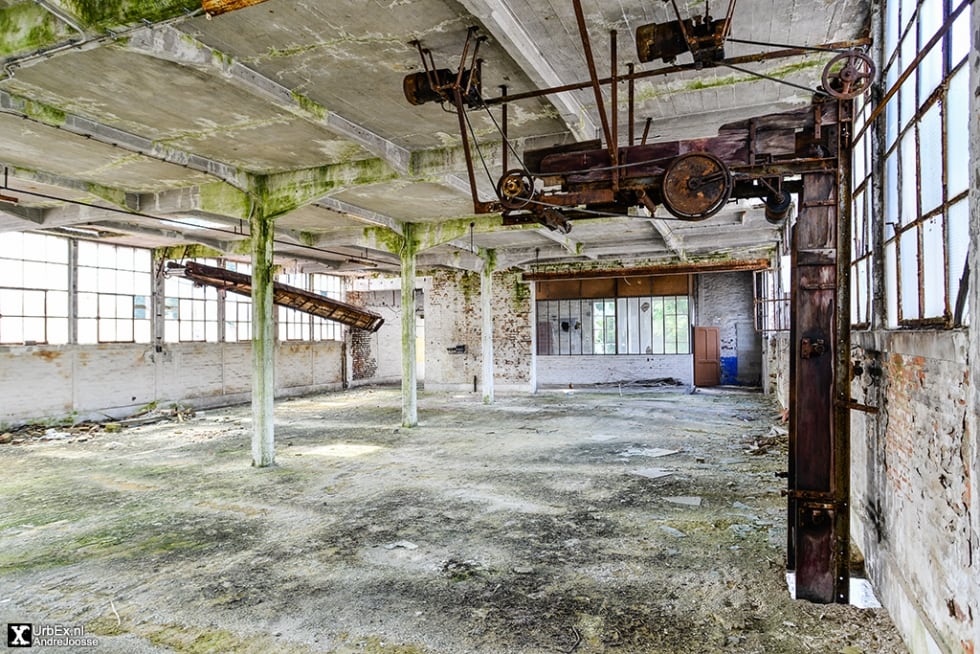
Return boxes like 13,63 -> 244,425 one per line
278,272 -> 311,341
311,273 -> 344,341
77,241 -> 152,343
278,271 -> 345,342
537,295 -> 690,356
164,258 -> 219,342
223,260 -> 252,342
872,0 -> 971,327
0,233 -> 69,345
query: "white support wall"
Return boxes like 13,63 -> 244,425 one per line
0,340 -> 343,428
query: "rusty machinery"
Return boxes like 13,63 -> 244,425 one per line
403,0 -> 874,232
405,0 -> 876,605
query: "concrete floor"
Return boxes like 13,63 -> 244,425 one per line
0,387 -> 904,653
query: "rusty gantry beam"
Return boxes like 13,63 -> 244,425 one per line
167,261 -> 384,332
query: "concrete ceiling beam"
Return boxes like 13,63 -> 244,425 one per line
0,90 -> 247,191
535,227 -> 597,260
459,0 -> 597,142
646,218 -> 687,262
126,26 -> 413,175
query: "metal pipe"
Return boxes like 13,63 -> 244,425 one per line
500,85 -> 508,172
610,30 -> 619,191
627,63 -> 635,146
482,38 -> 872,106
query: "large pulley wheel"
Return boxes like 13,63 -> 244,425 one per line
661,152 -> 732,221
822,50 -> 876,100
496,168 -> 535,210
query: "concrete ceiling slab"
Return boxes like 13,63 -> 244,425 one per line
0,0 -> 871,274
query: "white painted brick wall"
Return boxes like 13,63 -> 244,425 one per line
0,340 -> 343,428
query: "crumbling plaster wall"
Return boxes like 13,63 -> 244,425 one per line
424,268 -> 532,392
0,341 -> 343,428
697,271 -> 762,385
347,289 -> 404,385
848,8 -> 979,648
850,332 -> 975,653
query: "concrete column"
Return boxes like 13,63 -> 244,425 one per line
480,249 -> 496,404
967,3 -> 979,647
401,223 -> 418,427
250,202 -> 276,467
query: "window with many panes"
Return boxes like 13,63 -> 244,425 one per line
866,0 -> 971,328
77,241 -> 152,343
223,260 -> 252,342
278,272 -> 311,341
536,295 -> 690,355
0,233 -> 69,345
277,272 -> 345,342
311,273 -> 344,341
164,258 -> 220,342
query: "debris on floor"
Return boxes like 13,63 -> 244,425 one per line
0,387 -> 907,654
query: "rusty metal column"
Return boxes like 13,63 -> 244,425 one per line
789,141 -> 851,603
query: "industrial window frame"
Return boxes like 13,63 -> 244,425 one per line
857,0 -> 971,329
222,260 -> 252,342
164,257 -> 221,343
76,241 -> 152,344
536,295 -> 691,356
278,272 -> 346,343
0,233 -> 70,345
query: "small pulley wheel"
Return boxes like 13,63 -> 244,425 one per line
822,50 -> 876,100
496,168 -> 535,210
763,189 -> 794,224
661,152 -> 732,221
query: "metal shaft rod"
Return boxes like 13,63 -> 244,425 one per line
627,62 -> 635,146
482,38 -> 871,106
571,0 -> 613,150
610,30 -> 619,191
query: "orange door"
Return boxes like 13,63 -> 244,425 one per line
693,326 -> 721,387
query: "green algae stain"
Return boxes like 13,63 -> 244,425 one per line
0,4 -> 64,57
64,0 -> 200,31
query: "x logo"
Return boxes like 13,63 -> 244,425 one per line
7,623 -> 33,647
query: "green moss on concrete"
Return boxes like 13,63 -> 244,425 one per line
254,160 -> 396,219
20,98 -> 67,126
290,90 -> 327,120
510,275 -> 531,311
459,270 -> 480,304
157,244 -> 226,260
84,183 -> 128,208
199,181 -> 250,219
364,225 -> 406,254
0,4 -> 64,57
63,0 -> 200,31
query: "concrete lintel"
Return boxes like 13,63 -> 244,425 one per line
126,26 -> 412,174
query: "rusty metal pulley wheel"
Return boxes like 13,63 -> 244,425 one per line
496,168 -> 535,210
821,50 -> 876,100
661,152 -> 732,220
